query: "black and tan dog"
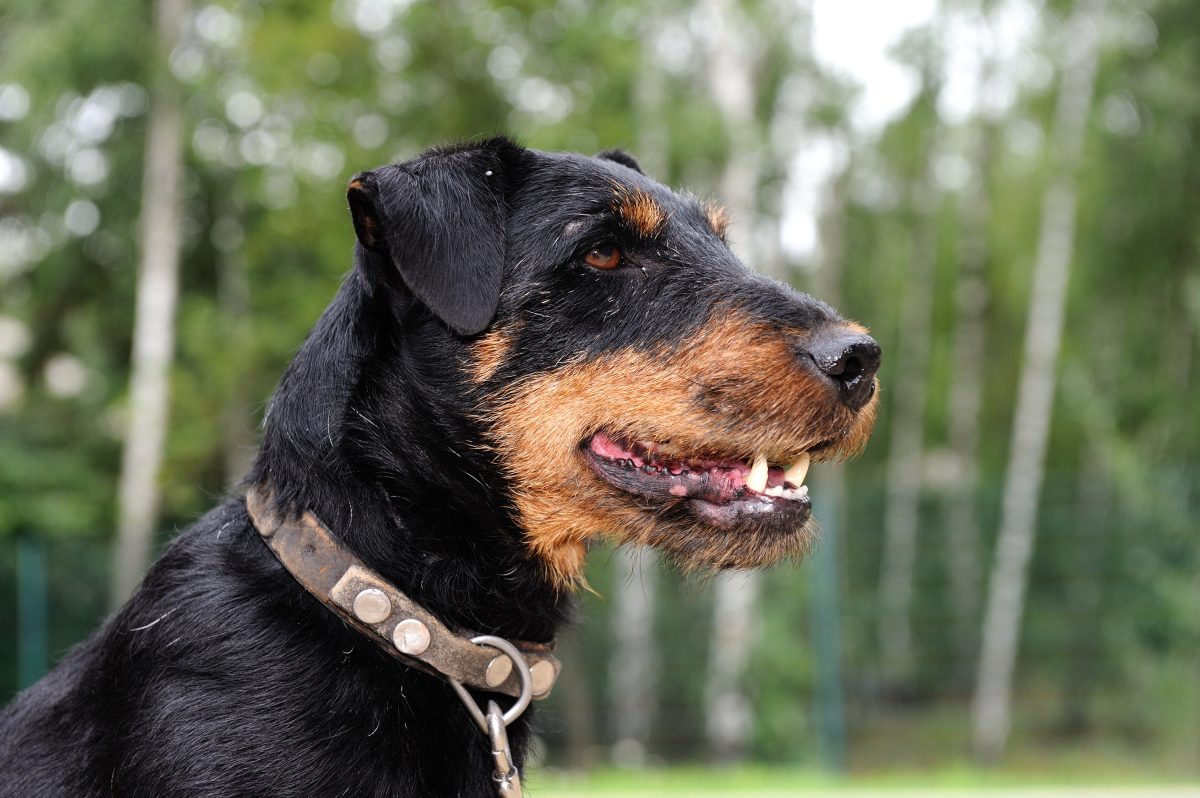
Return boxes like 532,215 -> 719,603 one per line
0,138 -> 879,796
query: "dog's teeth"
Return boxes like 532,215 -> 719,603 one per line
759,483 -> 811,501
784,453 -> 810,487
746,454 -> 768,493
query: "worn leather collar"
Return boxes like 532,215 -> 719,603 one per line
245,485 -> 560,700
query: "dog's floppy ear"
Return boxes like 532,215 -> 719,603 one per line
347,140 -> 518,335
597,148 -> 643,174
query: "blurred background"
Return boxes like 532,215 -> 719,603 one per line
0,0 -> 1197,794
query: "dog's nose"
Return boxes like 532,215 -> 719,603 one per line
805,331 -> 881,410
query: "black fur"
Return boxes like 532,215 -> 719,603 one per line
348,140 -> 521,335
596,148 -> 643,173
0,137 -> 864,796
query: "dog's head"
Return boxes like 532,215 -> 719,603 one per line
346,137 -> 879,589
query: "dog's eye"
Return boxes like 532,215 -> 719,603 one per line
584,244 -> 622,270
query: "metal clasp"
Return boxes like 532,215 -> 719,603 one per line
448,635 -> 531,798
486,700 -> 522,796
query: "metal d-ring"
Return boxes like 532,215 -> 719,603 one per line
448,635 -> 533,734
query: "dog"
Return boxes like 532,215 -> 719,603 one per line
0,137 -> 879,796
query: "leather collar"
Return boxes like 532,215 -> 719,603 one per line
245,486 -> 560,700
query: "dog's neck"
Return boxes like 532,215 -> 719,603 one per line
248,260 -> 568,644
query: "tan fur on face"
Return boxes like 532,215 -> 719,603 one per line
613,187 -> 667,238
480,313 -> 878,588
471,326 -> 517,383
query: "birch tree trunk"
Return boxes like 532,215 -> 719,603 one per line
942,115 -> 996,686
877,127 -> 941,688
111,0 -> 188,607
706,570 -> 759,763
609,547 -> 658,765
971,0 -> 1101,762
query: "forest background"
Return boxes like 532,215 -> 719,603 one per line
0,0 -> 1196,790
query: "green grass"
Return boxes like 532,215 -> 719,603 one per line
529,766 -> 1200,796
528,689 -> 1200,795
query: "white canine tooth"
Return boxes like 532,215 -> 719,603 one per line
784,453 -> 811,487
747,454 -> 769,493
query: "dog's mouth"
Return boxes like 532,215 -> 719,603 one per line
582,432 -> 814,530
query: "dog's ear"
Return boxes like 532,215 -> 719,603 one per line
347,140 -> 518,335
597,148 -> 643,174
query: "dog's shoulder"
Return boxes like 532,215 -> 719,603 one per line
0,499 -> 279,795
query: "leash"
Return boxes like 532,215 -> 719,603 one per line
246,485 -> 557,796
